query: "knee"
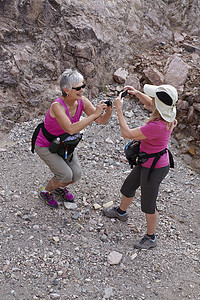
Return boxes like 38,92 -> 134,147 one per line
56,169 -> 73,183
141,204 -> 156,214
73,169 -> 81,182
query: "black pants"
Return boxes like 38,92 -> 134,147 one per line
120,165 -> 169,214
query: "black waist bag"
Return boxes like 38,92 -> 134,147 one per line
31,122 -> 82,161
124,140 -> 174,177
50,132 -> 82,160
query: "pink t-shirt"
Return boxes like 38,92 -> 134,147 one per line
140,119 -> 173,168
35,97 -> 84,147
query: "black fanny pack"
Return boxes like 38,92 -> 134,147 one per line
31,122 -> 82,161
124,140 -> 174,175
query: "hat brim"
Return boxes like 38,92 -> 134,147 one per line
143,84 -> 158,98
144,84 -> 177,122
155,97 -> 176,122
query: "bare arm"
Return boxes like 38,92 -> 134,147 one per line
51,99 -> 104,135
115,96 -> 147,140
83,97 -> 113,125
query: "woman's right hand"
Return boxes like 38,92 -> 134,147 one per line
115,95 -> 124,111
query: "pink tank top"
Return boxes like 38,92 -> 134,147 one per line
35,97 -> 84,147
140,119 -> 172,168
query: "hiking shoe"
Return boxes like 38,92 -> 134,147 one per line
103,206 -> 128,221
54,187 -> 74,202
134,234 -> 157,250
39,188 -> 58,208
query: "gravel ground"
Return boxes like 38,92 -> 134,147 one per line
0,95 -> 199,300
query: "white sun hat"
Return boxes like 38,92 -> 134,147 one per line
143,84 -> 178,122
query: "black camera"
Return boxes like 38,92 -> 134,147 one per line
121,90 -> 128,98
104,100 -> 112,106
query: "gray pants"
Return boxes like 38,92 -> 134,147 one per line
35,145 -> 81,183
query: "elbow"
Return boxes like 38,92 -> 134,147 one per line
63,126 -> 75,135
144,104 -> 153,112
68,128 -> 77,135
68,130 -> 74,135
101,120 -> 108,125
95,119 -> 107,125
122,132 -> 130,139
122,130 -> 135,139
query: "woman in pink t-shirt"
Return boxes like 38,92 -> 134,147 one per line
103,84 -> 178,250
34,69 -> 113,208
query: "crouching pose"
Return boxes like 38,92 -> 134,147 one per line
32,69 -> 113,208
103,84 -> 178,249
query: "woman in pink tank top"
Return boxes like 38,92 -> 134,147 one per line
34,69 -> 113,208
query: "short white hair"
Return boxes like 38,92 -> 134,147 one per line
60,69 -> 84,95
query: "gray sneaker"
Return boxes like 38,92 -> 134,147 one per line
134,234 -> 157,250
103,206 -> 128,221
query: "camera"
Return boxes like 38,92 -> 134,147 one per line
121,90 -> 128,98
104,100 -> 112,106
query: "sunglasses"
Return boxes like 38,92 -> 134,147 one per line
72,84 -> 86,91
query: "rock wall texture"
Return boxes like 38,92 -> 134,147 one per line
0,0 -> 200,168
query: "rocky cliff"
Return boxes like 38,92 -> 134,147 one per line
0,0 -> 200,169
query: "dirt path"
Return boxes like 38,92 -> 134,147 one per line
0,96 -> 199,300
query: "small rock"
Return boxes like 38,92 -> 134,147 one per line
93,203 -> 101,210
100,234 -> 108,242
113,68 -> 128,83
189,146 -> 195,155
125,111 -> 134,118
15,211 -> 22,217
62,268 -> 67,279
63,202 -> 78,210
11,290 -> 16,296
73,267 -> 81,278
104,228 -> 109,235
11,194 -> 21,201
71,212 -> 81,220
57,270 -> 63,276
52,236 -> 59,243
107,251 -> 123,265
50,293 -> 61,299
131,253 -> 137,260
103,201 -> 113,208
3,265 -> 9,272
33,225 -> 40,230
21,215 -> 32,221
105,137 -> 113,144
104,287 -> 114,299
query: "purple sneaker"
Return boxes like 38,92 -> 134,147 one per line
54,188 -> 74,202
39,188 -> 58,208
